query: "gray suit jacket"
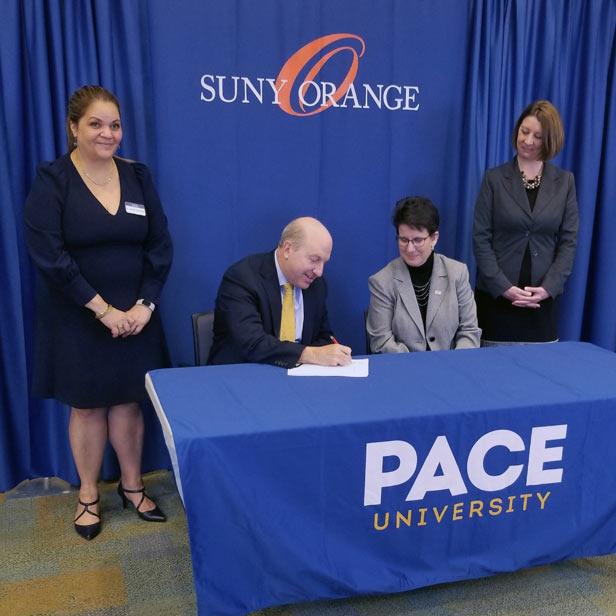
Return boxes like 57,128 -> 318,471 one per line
367,254 -> 481,353
473,158 -> 578,298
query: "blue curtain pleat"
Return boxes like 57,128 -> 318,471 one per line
0,1 -> 35,491
582,21 -> 616,350
1,0 -> 615,491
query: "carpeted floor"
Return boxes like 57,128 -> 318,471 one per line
0,471 -> 195,616
1,471 -> 615,616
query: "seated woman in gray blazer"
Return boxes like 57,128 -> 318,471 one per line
367,196 -> 481,353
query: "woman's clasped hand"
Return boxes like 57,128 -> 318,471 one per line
98,303 -> 153,337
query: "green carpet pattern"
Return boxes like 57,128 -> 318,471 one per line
1,471 -> 615,615
0,471 -> 195,616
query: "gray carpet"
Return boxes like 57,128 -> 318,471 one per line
1,471 -> 615,616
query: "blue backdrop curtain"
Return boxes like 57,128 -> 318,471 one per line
1,0 -> 615,491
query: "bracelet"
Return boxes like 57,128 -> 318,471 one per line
95,303 -> 113,320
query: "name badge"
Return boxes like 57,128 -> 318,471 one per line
125,202 -> 146,216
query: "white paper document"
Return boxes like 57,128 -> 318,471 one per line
287,358 -> 369,378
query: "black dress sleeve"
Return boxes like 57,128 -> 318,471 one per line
131,163 -> 173,304
24,162 -> 98,306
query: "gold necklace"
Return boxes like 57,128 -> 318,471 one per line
75,151 -> 114,186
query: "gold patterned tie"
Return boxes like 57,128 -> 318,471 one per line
279,283 -> 296,342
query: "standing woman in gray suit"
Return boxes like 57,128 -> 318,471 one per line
473,100 -> 578,345
367,197 -> 481,353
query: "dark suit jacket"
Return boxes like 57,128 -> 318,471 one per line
208,251 -> 334,367
473,158 -> 578,299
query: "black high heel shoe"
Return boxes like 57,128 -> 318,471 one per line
117,482 -> 166,522
74,497 -> 101,540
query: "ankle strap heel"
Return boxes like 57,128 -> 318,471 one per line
74,496 -> 101,540
117,482 -> 166,522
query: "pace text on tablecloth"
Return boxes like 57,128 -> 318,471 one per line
364,425 -> 565,531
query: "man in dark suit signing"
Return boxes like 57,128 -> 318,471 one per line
208,217 -> 352,367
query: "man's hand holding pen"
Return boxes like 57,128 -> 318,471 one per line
298,336 -> 352,366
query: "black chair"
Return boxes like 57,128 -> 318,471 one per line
191,311 -> 215,366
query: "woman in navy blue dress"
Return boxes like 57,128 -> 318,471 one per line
24,86 -> 173,539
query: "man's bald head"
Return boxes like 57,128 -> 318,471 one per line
277,217 -> 333,289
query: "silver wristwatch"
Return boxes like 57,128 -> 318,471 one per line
136,299 -> 156,312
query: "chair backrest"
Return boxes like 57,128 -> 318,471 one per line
191,311 -> 215,366
363,309 -> 371,355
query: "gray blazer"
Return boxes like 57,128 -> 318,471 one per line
367,254 -> 481,353
473,158 -> 578,298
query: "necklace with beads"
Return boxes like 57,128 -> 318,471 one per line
520,163 -> 543,190
521,171 -> 542,190
412,279 -> 431,307
75,151 -> 114,186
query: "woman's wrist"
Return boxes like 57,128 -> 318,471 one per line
95,303 -> 114,320
86,294 -> 108,315
136,299 -> 155,312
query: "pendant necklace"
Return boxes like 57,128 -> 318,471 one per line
76,151 -> 114,186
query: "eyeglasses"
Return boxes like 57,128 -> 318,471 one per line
397,234 -> 431,248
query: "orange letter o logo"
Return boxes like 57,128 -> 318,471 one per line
276,33 -> 366,117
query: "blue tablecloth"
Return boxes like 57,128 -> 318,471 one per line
146,342 -> 616,615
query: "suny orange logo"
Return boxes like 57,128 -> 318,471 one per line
199,33 -> 420,115
275,33 -> 365,116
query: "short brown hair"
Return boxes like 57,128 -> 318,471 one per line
511,100 -> 564,161
66,85 -> 120,151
